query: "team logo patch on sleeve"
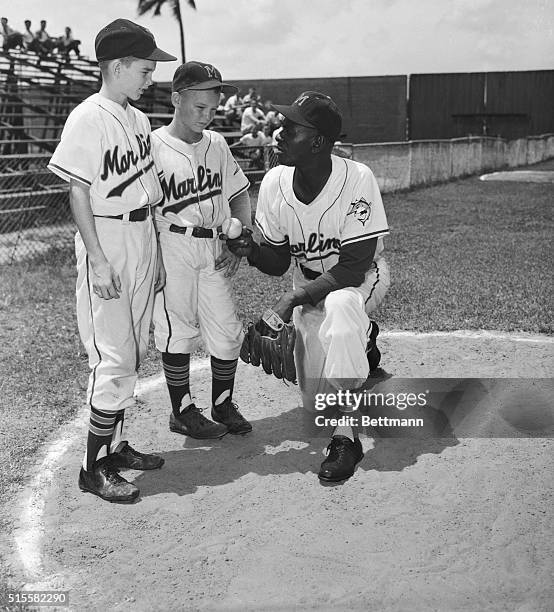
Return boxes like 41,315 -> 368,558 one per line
347,197 -> 372,225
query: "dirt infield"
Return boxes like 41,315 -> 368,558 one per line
9,331 -> 554,611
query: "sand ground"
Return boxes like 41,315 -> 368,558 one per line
6,332 -> 554,611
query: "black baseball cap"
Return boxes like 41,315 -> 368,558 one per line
172,61 -> 237,94
272,91 -> 342,141
95,18 -> 176,62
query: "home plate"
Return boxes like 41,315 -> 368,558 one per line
480,171 -> 554,183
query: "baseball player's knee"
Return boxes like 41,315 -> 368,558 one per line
325,289 -> 363,315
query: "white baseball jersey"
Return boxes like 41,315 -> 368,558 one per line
255,155 -> 389,274
152,126 -> 249,229
256,155 -> 391,408
48,92 -> 161,468
48,93 -> 163,215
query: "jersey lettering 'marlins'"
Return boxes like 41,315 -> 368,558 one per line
47,93 -> 163,216
101,134 -> 152,180
289,234 -> 342,259
256,155 -> 389,272
160,166 -> 222,215
152,126 -> 249,229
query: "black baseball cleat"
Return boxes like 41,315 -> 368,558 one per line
318,436 -> 364,482
106,442 -> 164,470
211,398 -> 252,435
78,459 -> 139,503
366,321 -> 381,373
169,404 -> 228,439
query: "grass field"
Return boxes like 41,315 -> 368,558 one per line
0,160 -> 552,585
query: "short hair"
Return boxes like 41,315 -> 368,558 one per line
25,20 -> 31,26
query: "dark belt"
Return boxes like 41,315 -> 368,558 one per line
300,264 -> 322,280
94,206 -> 151,222
169,224 -> 221,238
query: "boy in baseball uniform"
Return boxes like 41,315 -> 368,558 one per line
152,62 -> 253,439
48,19 -> 176,503
227,92 -> 390,482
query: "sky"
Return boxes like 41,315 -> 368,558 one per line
6,0 -> 554,83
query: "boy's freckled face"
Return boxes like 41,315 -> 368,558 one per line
118,59 -> 156,101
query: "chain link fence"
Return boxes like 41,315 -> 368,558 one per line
2,135 -> 551,264
0,148 -> 73,264
0,144 -> 280,264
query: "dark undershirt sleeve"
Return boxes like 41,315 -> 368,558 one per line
302,238 -> 377,305
248,240 -> 291,276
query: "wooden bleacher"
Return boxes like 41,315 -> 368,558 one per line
0,45 -> 267,226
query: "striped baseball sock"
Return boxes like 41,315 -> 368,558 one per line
211,356 -> 238,407
83,406 -> 117,471
109,409 -> 126,453
162,352 -> 192,416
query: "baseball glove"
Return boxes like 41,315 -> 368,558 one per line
240,308 -> 297,384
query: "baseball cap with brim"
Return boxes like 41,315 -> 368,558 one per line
272,91 -> 342,141
95,18 -> 176,62
172,61 -> 237,94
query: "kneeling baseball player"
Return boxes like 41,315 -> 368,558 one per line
152,61 -> 253,438
227,92 -> 390,482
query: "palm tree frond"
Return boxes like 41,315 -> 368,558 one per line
137,0 -> 197,63
137,0 -> 161,17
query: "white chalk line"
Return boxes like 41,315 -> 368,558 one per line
12,330 -> 553,581
13,359 -> 210,584
382,330 -> 554,344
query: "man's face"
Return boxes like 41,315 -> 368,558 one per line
275,117 -> 318,166
174,88 -> 220,137
118,59 -> 156,101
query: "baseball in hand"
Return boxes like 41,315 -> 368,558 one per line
222,217 -> 243,239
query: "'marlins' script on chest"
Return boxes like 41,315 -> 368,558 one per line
101,133 -> 152,181
290,233 -> 341,258
101,134 -> 157,199
161,166 -> 221,200
159,166 -> 223,215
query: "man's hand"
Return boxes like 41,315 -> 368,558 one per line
271,292 -> 297,323
224,227 -> 257,259
271,288 -> 311,323
90,257 -> 121,300
215,244 -> 241,278
155,244 -> 166,293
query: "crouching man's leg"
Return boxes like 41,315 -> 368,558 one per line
295,289 -> 370,482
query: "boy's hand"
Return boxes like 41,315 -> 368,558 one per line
215,244 -> 241,277
90,258 -> 121,300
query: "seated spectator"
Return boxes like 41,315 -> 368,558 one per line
224,88 -> 243,126
260,123 -> 274,145
22,20 -> 42,54
263,100 -> 279,131
1,17 -> 23,52
240,98 -> 266,135
232,124 -> 267,170
242,87 -> 258,104
58,26 -> 81,61
35,20 -> 55,54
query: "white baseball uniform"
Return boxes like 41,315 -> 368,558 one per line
152,126 -> 250,358
48,92 -> 162,452
255,155 -> 390,411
